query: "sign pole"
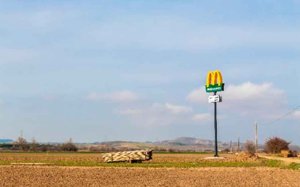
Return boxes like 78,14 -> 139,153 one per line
214,91 -> 218,157
205,70 -> 224,158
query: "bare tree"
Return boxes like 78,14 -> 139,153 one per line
30,137 -> 38,151
244,140 -> 256,155
14,136 -> 29,151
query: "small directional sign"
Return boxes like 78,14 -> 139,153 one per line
208,95 -> 222,103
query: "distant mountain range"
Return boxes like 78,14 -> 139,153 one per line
90,137 -> 236,152
89,137 -> 300,152
156,137 -> 216,146
153,137 -> 233,151
1,136 -> 298,152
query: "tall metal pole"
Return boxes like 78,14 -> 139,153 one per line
237,137 -> 240,152
255,122 -> 258,151
214,92 -> 218,157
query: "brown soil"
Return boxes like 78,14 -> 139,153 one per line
0,153 -> 253,164
0,166 -> 299,187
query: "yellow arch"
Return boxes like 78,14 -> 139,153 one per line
206,70 -> 223,86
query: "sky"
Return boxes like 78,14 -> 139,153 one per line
0,0 -> 300,144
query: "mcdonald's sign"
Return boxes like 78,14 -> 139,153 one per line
205,70 -> 225,93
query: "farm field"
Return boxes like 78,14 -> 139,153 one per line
0,152 -> 239,165
0,152 -> 299,168
0,166 -> 300,186
0,152 -> 299,186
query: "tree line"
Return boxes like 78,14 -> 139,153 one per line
0,136 -> 296,154
0,137 -> 78,152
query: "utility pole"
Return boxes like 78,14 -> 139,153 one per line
255,122 -> 258,151
237,137 -> 240,152
20,130 -> 23,138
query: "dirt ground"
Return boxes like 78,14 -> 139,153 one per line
0,166 -> 299,187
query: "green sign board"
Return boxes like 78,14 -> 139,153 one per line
206,83 -> 225,93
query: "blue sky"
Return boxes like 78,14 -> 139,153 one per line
0,0 -> 300,144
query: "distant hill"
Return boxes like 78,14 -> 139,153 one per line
0,139 -> 13,144
152,137 -> 230,151
156,137 -> 215,146
83,137 -> 233,152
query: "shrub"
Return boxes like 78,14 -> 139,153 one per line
221,148 -> 230,153
61,139 -> 78,152
265,137 -> 290,154
244,141 -> 256,155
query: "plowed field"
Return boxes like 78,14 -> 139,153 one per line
0,166 -> 299,187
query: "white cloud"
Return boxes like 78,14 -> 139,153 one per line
86,91 -> 139,103
223,82 -> 286,117
186,87 -> 207,103
118,102 -> 193,126
291,111 -> 300,119
118,108 -> 142,115
153,103 -> 192,114
192,113 -> 211,122
225,82 -> 284,101
187,82 -> 287,119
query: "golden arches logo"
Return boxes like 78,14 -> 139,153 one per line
205,70 -> 224,93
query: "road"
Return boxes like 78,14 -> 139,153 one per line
258,154 -> 300,164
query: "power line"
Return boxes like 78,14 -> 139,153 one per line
262,105 -> 300,126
